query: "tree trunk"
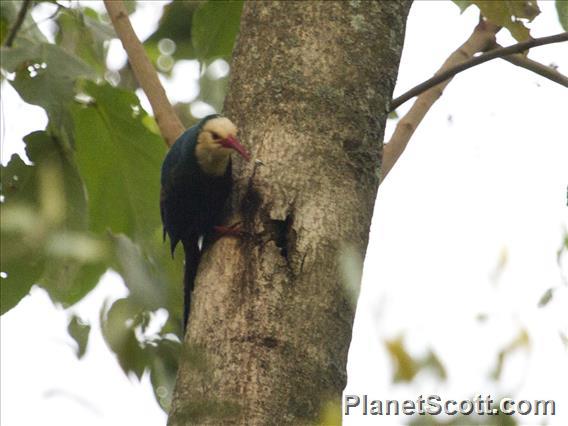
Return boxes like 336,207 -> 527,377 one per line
168,1 -> 411,424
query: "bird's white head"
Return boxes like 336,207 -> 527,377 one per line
196,117 -> 250,176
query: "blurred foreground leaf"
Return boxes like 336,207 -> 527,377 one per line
556,0 -> 568,31
192,0 -> 243,62
385,336 -> 418,382
56,7 -> 114,76
71,81 -> 165,240
338,243 -> 363,308
1,42 -> 96,144
385,336 -> 447,383
318,400 -> 342,426
1,131 -> 106,313
422,350 -> 447,381
149,337 -> 181,411
452,0 -> 539,41
68,314 -> 91,359
491,329 -> 530,380
145,1 -> 199,62
537,288 -> 554,307
109,233 -> 165,310
101,297 -> 147,379
0,1 -> 47,45
1,153 -> 44,314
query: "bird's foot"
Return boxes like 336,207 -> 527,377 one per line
213,222 -> 244,238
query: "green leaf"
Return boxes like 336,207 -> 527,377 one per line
0,14 -> 8,46
71,81 -> 166,240
469,1 -> 540,41
560,332 -> 568,349
24,131 -> 88,229
384,337 -> 449,384
384,336 -> 418,382
192,0 -> 243,62
421,350 -> 447,381
0,1 -> 48,45
121,0 -> 138,15
557,0 -> 568,31
0,42 -> 93,76
26,132 -> 106,306
67,314 -> 91,358
1,131 -> 105,313
319,401 -> 342,426
145,1 -> 200,61
387,110 -> 399,120
0,227 -> 44,314
146,229 -> 185,327
491,329 -> 530,380
504,20 -> 531,43
537,287 -> 554,307
507,0 -> 540,21
55,8 -> 114,77
452,0 -> 473,13
197,64 -> 229,112
109,233 -> 165,310
108,228 -> 184,329
149,338 -> 181,411
1,42 -> 96,144
1,152 -> 43,314
1,154 -> 36,207
101,297 -> 148,378
42,260 -> 106,307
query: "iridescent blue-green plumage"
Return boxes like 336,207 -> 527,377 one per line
160,114 -> 232,328
160,114 -> 232,254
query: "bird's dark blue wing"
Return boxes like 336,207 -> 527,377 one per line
159,114 -> 231,328
160,128 -> 195,256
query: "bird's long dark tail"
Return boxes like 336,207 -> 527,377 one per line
182,238 -> 201,330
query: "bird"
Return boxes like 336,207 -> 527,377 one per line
160,114 -> 250,329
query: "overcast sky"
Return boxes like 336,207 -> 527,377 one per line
1,1 -> 567,425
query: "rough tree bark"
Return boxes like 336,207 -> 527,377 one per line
168,2 -> 411,424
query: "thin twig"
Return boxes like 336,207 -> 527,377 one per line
495,44 -> 568,88
4,0 -> 32,47
103,0 -> 184,147
390,32 -> 568,112
380,21 -> 500,183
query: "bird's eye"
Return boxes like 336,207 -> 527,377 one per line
211,132 -> 221,140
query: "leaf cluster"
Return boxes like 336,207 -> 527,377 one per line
454,0 -> 568,40
1,0 -> 242,411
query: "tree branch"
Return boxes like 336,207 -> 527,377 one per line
390,31 -> 568,112
4,0 -> 32,47
103,0 -> 184,147
495,43 -> 568,88
381,21 -> 500,182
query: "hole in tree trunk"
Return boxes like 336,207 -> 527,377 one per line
272,214 -> 294,260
